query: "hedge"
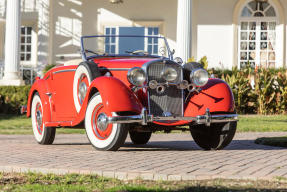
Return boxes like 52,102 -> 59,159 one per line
0,85 -> 31,114
210,67 -> 287,115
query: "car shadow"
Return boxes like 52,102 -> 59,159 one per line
52,140 -> 285,151
53,142 -> 90,146
119,139 -> 286,151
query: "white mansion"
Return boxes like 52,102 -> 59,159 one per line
0,0 -> 286,85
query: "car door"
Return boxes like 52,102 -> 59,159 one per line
48,70 -> 77,122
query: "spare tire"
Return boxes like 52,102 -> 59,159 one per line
73,61 -> 101,113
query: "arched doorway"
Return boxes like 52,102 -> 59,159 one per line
238,0 -> 279,68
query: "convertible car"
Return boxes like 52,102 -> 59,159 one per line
26,35 -> 238,151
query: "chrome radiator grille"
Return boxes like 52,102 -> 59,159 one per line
146,62 -> 183,117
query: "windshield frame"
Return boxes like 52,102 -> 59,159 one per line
80,35 -> 173,61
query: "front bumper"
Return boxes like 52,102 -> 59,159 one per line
105,108 -> 238,126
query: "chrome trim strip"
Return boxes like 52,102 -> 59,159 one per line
53,69 -> 76,74
107,68 -> 130,71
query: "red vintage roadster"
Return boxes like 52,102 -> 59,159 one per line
27,35 -> 238,151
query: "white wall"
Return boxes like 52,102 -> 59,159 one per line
197,25 -> 234,69
0,0 -> 286,69
196,0 -> 237,69
51,0 -> 177,64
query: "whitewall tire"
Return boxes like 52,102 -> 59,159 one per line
31,93 -> 56,144
85,93 -> 128,151
73,64 -> 92,113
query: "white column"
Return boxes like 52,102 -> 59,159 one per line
0,0 -> 24,85
176,0 -> 192,62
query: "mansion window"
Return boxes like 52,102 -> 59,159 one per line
239,0 -> 277,68
105,27 -> 116,54
104,26 -> 159,55
20,26 -> 32,62
147,27 -> 159,55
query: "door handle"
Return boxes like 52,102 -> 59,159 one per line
45,92 -> 52,97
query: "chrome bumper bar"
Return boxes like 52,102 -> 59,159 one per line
107,108 -> 238,126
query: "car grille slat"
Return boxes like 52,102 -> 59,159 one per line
147,62 -> 183,117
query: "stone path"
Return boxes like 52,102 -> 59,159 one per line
1,132 -> 287,181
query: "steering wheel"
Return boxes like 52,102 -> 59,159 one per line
84,49 -> 99,55
126,50 -> 149,55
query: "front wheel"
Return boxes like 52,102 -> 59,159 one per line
129,131 -> 152,145
31,93 -> 56,145
85,93 -> 128,151
190,122 -> 237,150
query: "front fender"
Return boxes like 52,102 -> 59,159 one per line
27,79 -> 52,124
87,76 -> 143,114
184,78 -> 235,117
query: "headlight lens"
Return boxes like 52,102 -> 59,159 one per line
127,67 -> 146,86
161,67 -> 178,82
190,68 -> 209,87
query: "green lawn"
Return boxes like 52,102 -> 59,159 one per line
1,172 -> 287,192
0,115 -> 85,135
0,114 -> 287,135
237,115 -> 287,132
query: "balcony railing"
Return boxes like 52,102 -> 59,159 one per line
0,0 -> 38,18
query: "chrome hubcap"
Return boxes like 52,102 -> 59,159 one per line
97,113 -> 108,131
78,80 -> 87,104
36,108 -> 42,133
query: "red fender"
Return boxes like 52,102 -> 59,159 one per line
87,76 -> 143,114
184,78 -> 235,117
26,79 -> 52,124
72,76 -> 143,127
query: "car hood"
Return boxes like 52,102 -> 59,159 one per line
94,57 -> 159,69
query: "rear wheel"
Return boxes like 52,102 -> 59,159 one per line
85,93 -> 128,151
129,131 -> 152,145
31,93 -> 56,145
190,122 -> 237,150
73,64 -> 92,113
73,62 -> 101,113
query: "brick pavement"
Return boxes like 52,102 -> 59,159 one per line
0,132 -> 287,181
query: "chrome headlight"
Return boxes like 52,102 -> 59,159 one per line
127,67 -> 146,86
190,68 -> 209,87
161,67 -> 178,82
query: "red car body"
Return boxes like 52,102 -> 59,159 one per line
27,57 -> 234,127
27,35 -> 238,151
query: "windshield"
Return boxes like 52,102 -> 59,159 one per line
80,35 -> 172,60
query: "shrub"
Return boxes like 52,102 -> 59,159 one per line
43,64 -> 56,74
220,67 -> 257,114
210,66 -> 287,115
0,85 -> 31,114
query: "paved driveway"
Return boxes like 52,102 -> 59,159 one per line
0,132 -> 287,181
